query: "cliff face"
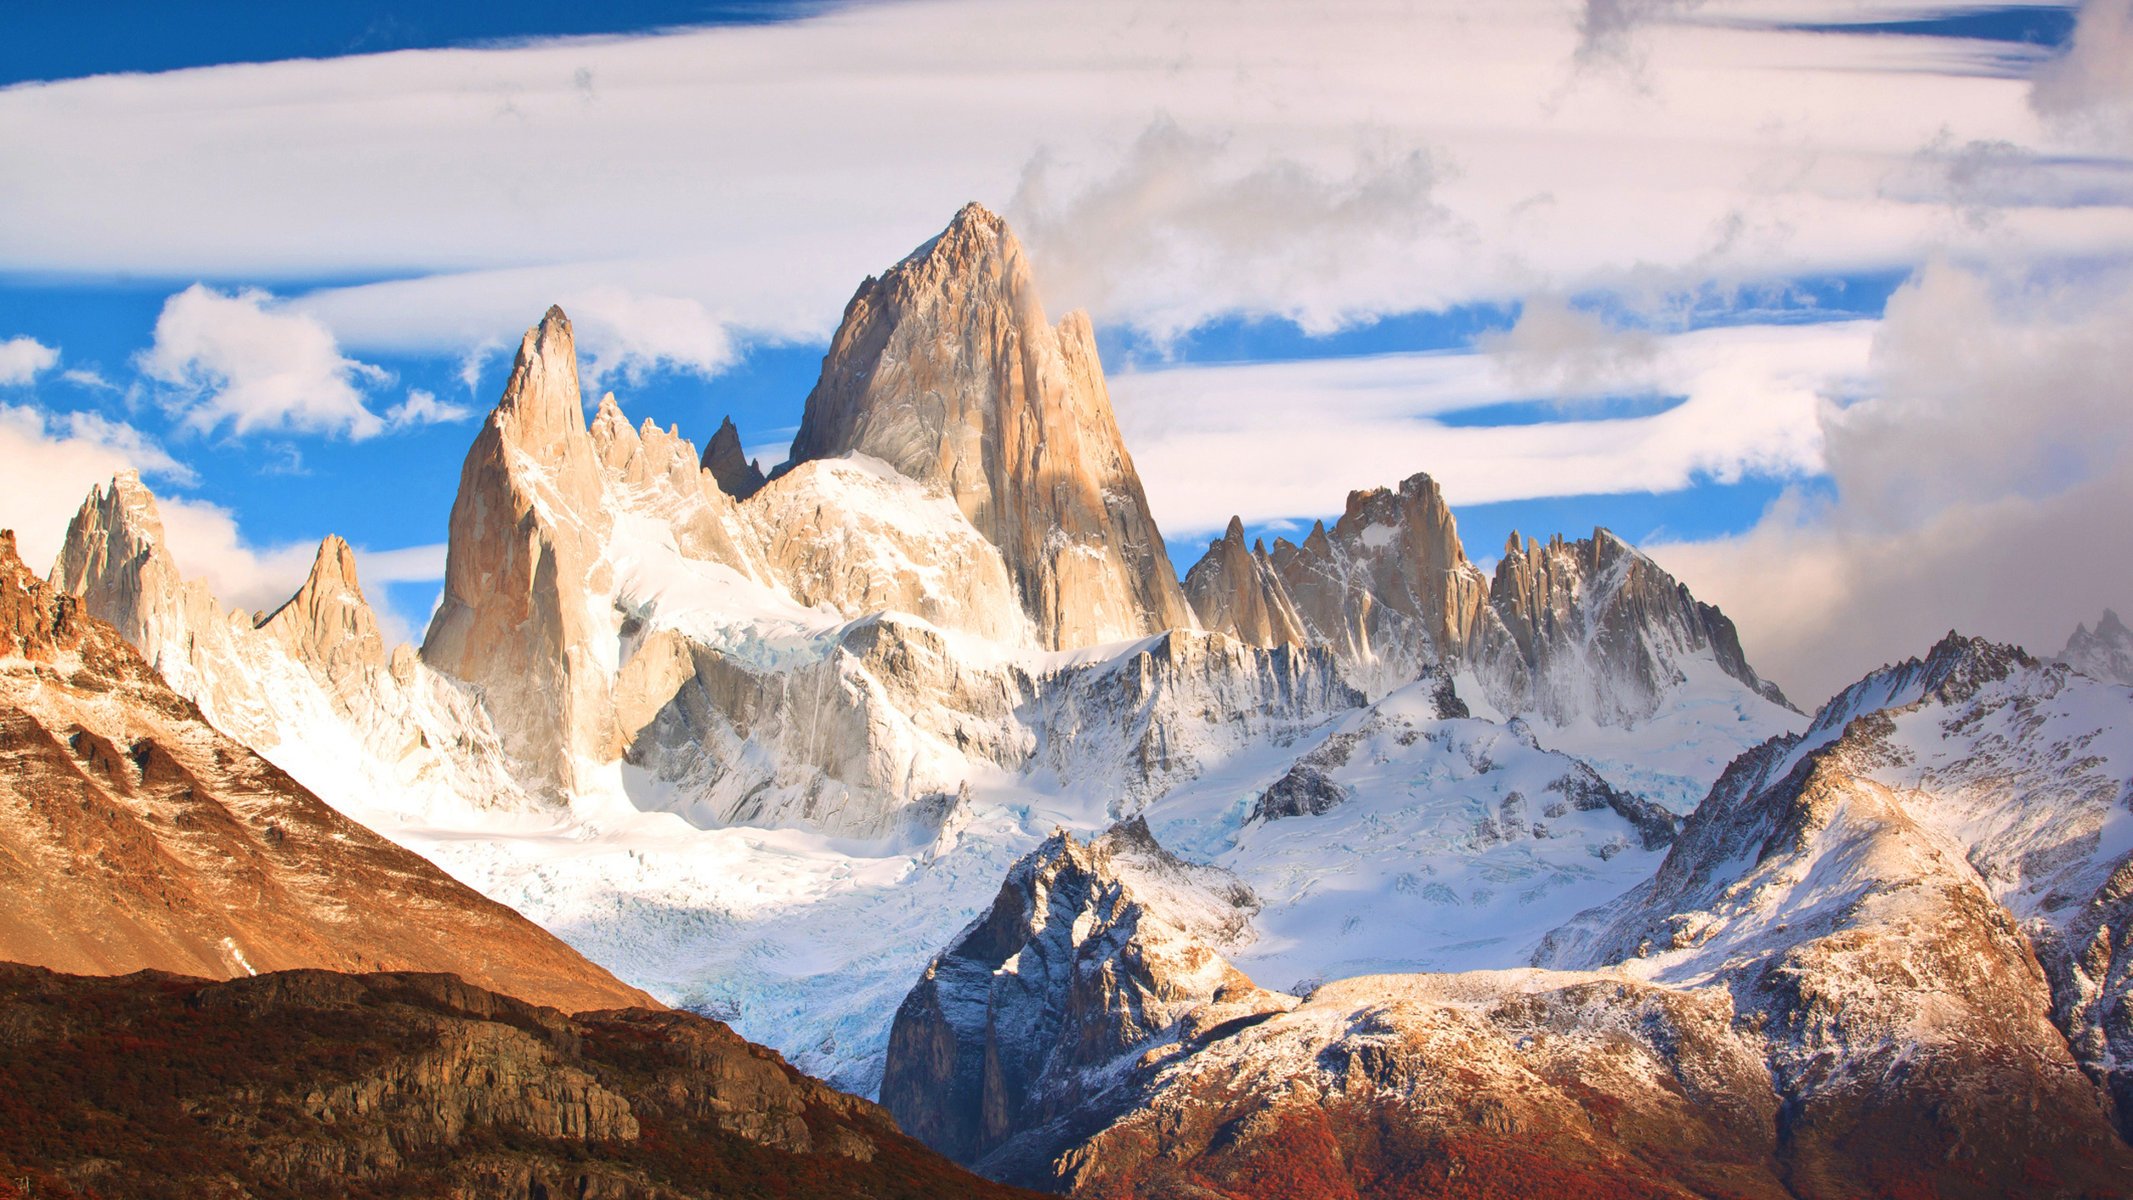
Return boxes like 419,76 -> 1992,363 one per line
422,308 -> 622,806
0,965 -> 1036,1200
787,203 -> 1193,649
1186,471 -> 1789,725
0,528 -> 650,1013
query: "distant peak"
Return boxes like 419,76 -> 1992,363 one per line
1224,515 -> 1247,544
2100,608 -> 2127,635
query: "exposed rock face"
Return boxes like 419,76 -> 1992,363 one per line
786,203 -> 1193,649
1537,632 -> 2133,1187
880,821 -> 1284,1169
0,965 -> 1035,1200
1183,517 -> 1307,650
1190,471 -> 1790,725
2060,607 -> 2133,685
1490,527 -> 1787,722
887,633 -> 2133,1197
1052,971 -> 1796,1200
48,476 -> 534,826
423,308 -> 622,805
256,534 -> 386,704
703,414 -> 768,499
0,530 -> 650,1012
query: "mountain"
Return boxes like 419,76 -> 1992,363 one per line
49,471 -> 533,830
0,528 -> 648,1012
703,413 -> 768,499
1547,632 -> 2133,1138
1186,471 -> 1791,726
28,206 -> 1805,1108
884,632 -> 2133,1196
786,202 -> 1194,648
2060,608 -> 2133,685
0,964 -> 1037,1200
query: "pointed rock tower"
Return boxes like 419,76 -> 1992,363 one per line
422,306 -> 619,805
702,416 -> 767,500
786,203 -> 1193,649
255,534 -> 387,703
1182,517 -> 1307,649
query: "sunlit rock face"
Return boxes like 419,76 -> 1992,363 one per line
786,203 -> 1194,650
1187,470 -> 1789,727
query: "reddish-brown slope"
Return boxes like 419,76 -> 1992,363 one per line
0,528 -> 651,1013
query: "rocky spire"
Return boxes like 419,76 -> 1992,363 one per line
1182,516 -> 1307,649
423,305 -> 619,806
2059,607 -> 2133,685
785,202 -> 1193,649
702,415 -> 766,500
256,534 -> 386,699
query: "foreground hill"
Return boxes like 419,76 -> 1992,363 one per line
0,528 -> 649,1012
0,963 -> 1036,1200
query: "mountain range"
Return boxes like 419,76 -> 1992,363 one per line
5,203 -> 2130,1197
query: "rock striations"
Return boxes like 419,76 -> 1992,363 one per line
0,529 -> 650,1012
786,203 -> 1194,649
1187,471 -> 1790,726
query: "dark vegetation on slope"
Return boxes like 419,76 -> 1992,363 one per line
0,964 -> 1037,1200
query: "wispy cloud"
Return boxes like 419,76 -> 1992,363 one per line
384,389 -> 473,429
0,0 -> 2121,358
1109,319 -> 1866,535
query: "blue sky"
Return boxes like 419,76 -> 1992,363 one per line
2,0 -> 2130,702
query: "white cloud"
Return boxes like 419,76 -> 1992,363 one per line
1109,319 -> 1866,535
567,287 -> 737,385
59,367 -> 119,392
358,542 -> 448,583
2032,0 -> 2133,145
0,336 -> 59,385
384,389 -> 473,429
1476,295 -> 1660,395
1649,258 -> 2133,705
0,0 -> 2121,357
1007,117 -> 1450,340
0,401 -> 220,572
140,284 -> 389,439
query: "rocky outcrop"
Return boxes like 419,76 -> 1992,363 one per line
1192,471 -> 1790,725
1183,517 -> 1307,650
2060,607 -> 2133,685
0,965 -> 1034,1200
785,203 -> 1193,649
1490,527 -> 1788,721
422,308 -> 623,805
256,534 -> 386,704
881,821 -> 1283,1168
1536,632 -> 2133,1189
0,528 -> 650,1011
703,414 -> 768,500
47,475 -> 535,826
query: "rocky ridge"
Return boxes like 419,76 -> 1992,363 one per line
885,632 -> 2133,1197
0,528 -> 650,1012
1186,472 -> 1790,727
2061,608 -> 2133,686
0,964 -> 1036,1200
